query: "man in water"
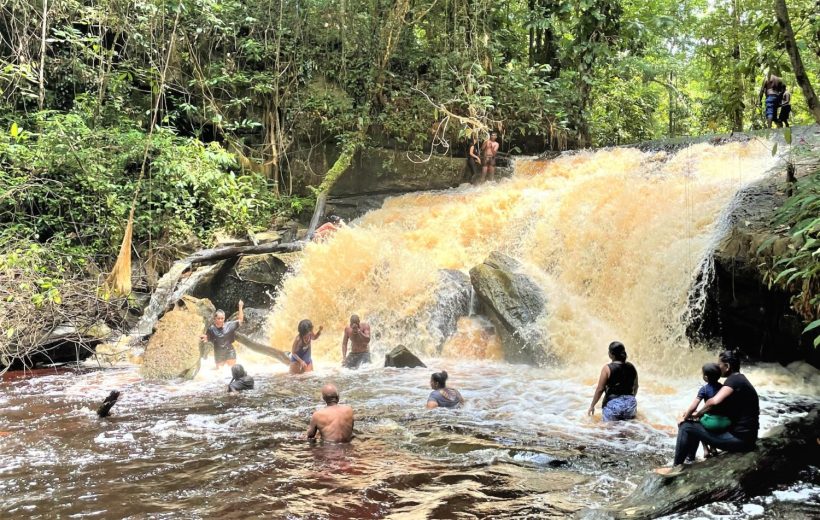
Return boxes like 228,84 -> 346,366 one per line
307,384 -> 354,443
200,300 -> 244,369
480,131 -> 500,182
341,314 -> 371,369
758,73 -> 786,128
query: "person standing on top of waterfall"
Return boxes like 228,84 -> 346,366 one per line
779,87 -> 792,128
588,341 -> 639,421
290,319 -> 323,374
480,131 -> 500,182
758,72 -> 786,128
466,132 -> 482,183
313,215 -> 344,242
200,300 -> 244,369
341,314 -> 371,369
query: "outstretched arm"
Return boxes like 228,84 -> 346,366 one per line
237,300 -> 244,325
588,365 -> 610,415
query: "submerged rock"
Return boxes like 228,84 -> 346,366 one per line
384,345 -> 427,369
469,252 -> 549,365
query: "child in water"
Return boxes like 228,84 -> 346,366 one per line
679,363 -> 731,460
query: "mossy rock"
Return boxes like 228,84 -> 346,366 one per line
141,308 -> 206,380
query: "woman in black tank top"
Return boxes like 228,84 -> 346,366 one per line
588,342 -> 639,421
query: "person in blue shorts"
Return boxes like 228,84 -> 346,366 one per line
588,341 -> 639,421
758,73 -> 786,128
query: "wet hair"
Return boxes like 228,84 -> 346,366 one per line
702,363 -> 721,383
719,350 -> 740,373
327,214 -> 341,224
298,319 -> 313,337
350,314 -> 360,325
431,370 -> 448,389
231,364 -> 247,381
608,341 -> 627,362
214,310 -> 226,319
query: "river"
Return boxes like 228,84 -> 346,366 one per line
2,140 -> 819,518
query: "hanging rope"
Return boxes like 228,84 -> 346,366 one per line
104,6 -> 182,297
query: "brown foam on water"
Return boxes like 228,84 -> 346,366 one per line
267,141 -> 775,376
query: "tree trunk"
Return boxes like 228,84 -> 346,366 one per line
37,0 -> 48,111
187,241 -> 303,265
774,0 -> 820,124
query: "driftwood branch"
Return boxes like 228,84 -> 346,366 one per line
187,241 -> 304,265
235,332 -> 290,365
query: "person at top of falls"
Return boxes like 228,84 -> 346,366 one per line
779,87 -> 792,128
200,300 -> 244,369
758,72 -> 786,129
659,350 -> 759,473
227,364 -> 255,393
290,319 -> 323,374
466,132 -> 482,183
677,362 -> 731,460
307,383 -> 354,443
480,131 -> 499,182
341,314 -> 371,369
313,215 -> 344,242
426,371 -> 465,409
588,341 -> 639,421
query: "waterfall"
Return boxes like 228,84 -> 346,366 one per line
266,141 -> 776,375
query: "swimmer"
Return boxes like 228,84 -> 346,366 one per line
426,370 -> 464,409
307,384 -> 354,443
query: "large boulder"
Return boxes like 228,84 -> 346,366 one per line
429,269 -> 472,352
469,252 -> 549,365
384,345 -> 427,369
141,297 -> 214,380
190,252 -> 298,311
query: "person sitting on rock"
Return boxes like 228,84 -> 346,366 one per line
313,215 -> 344,242
342,314 -> 371,369
307,383 -> 354,442
426,370 -> 464,409
290,319 -> 322,374
201,300 -> 244,369
227,364 -> 255,393
588,341 -> 639,421
659,350 -> 759,472
678,362 -> 731,460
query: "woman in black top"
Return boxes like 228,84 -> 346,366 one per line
466,133 -> 482,183
667,350 -> 759,467
588,341 -> 639,421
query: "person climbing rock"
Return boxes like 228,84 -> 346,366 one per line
307,384 -> 354,442
588,341 -> 639,421
227,364 -> 254,393
341,314 -> 371,369
201,300 -> 244,369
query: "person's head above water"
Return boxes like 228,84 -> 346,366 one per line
322,383 -> 339,405
231,364 -> 247,380
430,370 -> 449,389
718,350 -> 740,376
608,341 -> 627,362
702,363 -> 721,384
213,309 -> 226,327
298,319 -> 313,338
327,214 -> 341,224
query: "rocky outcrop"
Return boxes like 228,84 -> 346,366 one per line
469,252 -> 549,365
191,252 -> 298,311
429,269 -> 472,352
582,410 -> 820,519
384,345 -> 427,369
325,148 -> 470,220
141,297 -> 213,380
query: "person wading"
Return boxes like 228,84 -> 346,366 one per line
201,300 -> 244,369
588,341 -> 639,421
341,314 -> 371,369
291,319 -> 323,374
307,384 -> 354,443
426,371 -> 465,409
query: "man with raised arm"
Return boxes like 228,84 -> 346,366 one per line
307,384 -> 354,443
341,314 -> 371,369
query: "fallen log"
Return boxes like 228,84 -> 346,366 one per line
580,410 -> 820,520
187,241 -> 304,265
235,332 -> 291,365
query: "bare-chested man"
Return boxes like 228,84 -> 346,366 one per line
758,73 -> 786,128
307,384 -> 354,443
341,314 -> 371,369
481,131 -> 500,182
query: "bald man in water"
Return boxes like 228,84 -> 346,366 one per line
307,384 -> 354,443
